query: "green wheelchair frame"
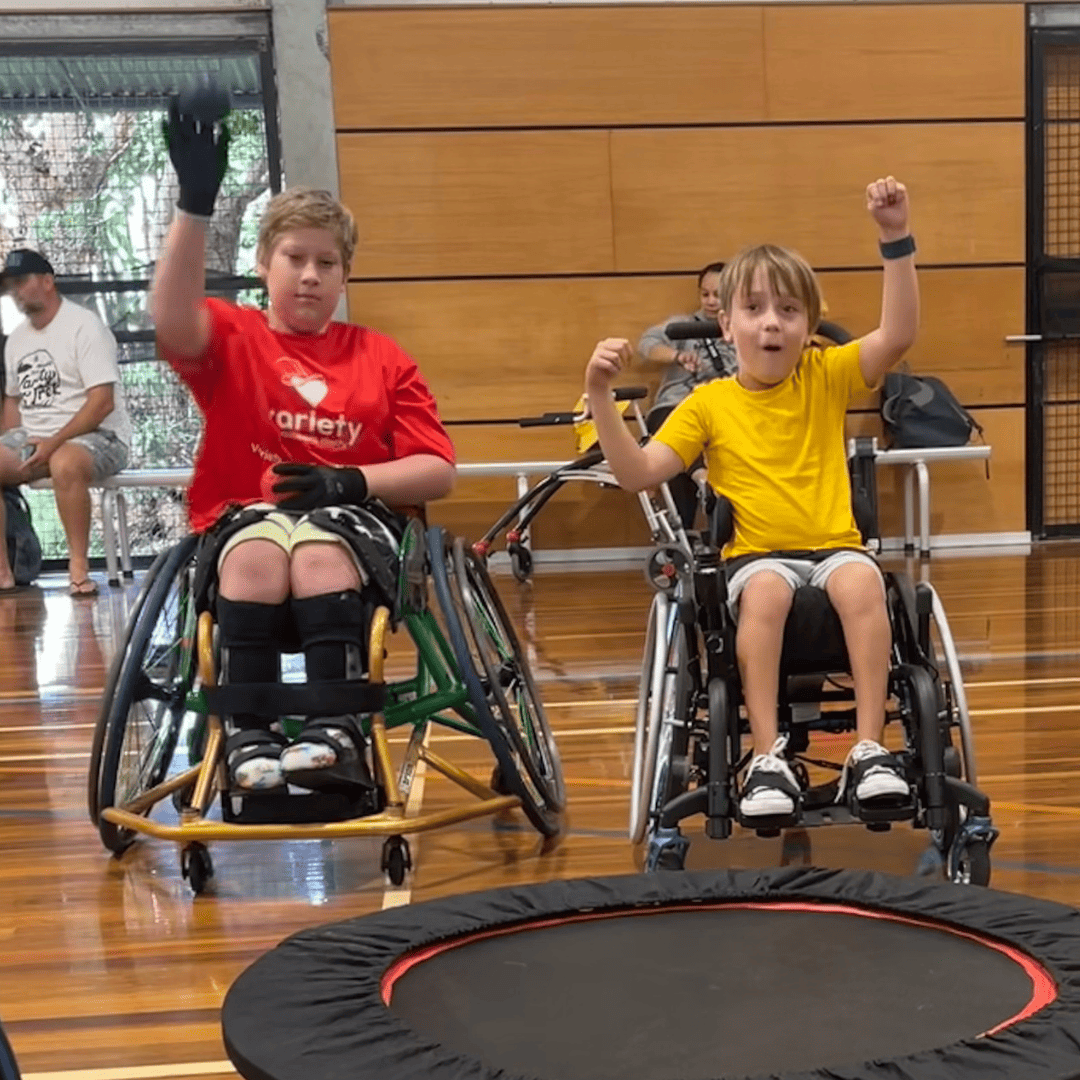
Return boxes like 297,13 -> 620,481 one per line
88,520 -> 564,895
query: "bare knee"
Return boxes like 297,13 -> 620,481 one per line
825,563 -> 886,620
291,541 -> 361,598
48,444 -> 94,488
219,539 -> 290,603
737,572 -> 794,634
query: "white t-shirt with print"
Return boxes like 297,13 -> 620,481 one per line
4,297 -> 132,446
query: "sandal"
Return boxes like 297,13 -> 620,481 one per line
225,729 -> 288,792
69,578 -> 99,599
280,714 -> 376,794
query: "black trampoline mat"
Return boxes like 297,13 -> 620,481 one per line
388,906 -> 1040,1080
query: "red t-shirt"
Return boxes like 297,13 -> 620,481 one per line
163,299 -> 456,532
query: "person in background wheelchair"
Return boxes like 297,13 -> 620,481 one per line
150,88 -> 455,798
584,176 -> 918,822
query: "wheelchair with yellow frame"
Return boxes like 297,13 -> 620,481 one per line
87,511 -> 564,895
630,444 -> 997,885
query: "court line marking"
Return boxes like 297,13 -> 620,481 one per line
23,1062 -> 237,1080
381,725 -> 431,910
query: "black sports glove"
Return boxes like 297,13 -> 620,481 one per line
271,463 -> 369,512
163,79 -> 231,218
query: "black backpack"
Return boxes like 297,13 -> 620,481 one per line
880,370 -> 983,449
4,487 -> 42,586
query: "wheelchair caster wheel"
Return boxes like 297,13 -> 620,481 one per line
645,547 -> 691,592
381,836 -> 412,886
645,827 -> 689,872
181,842 -> 213,895
866,822 -> 892,833
949,837 -> 992,887
508,543 -> 533,583
490,766 -> 512,796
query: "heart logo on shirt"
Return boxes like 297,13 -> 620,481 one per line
291,376 -> 328,407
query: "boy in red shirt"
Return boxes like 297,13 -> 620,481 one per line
152,92 -> 455,796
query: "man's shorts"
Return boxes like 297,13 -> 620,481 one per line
0,427 -> 129,482
726,549 -> 884,617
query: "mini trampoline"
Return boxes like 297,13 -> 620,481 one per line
222,867 -> 1080,1080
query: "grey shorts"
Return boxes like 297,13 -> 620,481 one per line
0,427 -> 129,481
726,549 -> 883,616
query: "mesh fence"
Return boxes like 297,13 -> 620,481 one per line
1041,43 -> 1080,528
0,48 -> 274,563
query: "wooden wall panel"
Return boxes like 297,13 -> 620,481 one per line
763,5 -> 1024,122
328,5 -> 1023,130
610,123 -> 1024,272
350,266 -> 1024,422
339,132 -> 615,278
821,266 -> 1026,409
348,276 -> 686,420
328,7 -> 767,129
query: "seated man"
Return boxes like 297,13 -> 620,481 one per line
0,249 -> 132,596
152,92 -> 455,794
584,177 -> 918,820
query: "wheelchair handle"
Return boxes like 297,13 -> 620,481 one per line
517,387 -> 648,427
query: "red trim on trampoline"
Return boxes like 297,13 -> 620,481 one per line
380,900 -> 1056,1036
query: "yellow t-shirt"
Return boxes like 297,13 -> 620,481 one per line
653,340 -> 871,559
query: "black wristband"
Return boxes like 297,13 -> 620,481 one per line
879,235 -> 916,260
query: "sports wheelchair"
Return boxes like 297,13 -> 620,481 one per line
474,387 -> 691,581
630,449 -> 997,886
476,322 -> 856,582
87,515 -> 564,895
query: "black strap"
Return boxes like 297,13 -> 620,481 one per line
206,679 -> 386,718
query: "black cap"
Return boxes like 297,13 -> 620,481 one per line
1,248 -> 54,282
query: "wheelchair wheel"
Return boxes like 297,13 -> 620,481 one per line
90,535 -> 200,854
643,610 -> 696,846
630,591 -> 673,843
427,527 -> 563,837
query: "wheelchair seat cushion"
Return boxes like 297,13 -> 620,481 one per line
780,585 -> 850,676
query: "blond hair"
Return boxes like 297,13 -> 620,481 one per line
719,244 -> 822,332
256,187 -> 359,272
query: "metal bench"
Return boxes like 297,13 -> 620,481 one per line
848,439 -> 992,557
32,462 -> 574,585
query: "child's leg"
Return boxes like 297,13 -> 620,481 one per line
735,570 -> 794,755
821,560 -> 890,743
818,555 -> 908,805
280,537 -> 375,791
730,563 -> 803,817
218,536 -> 291,790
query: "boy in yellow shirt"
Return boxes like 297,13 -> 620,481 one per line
584,177 -> 918,820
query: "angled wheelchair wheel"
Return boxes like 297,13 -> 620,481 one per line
643,610 -> 696,854
427,527 -> 563,837
90,535 -> 200,854
630,591 -> 674,843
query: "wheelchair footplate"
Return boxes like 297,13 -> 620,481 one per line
221,787 -> 383,826
739,778 -> 916,836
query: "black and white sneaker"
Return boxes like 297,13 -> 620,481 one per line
840,739 -> 909,806
739,736 -> 801,818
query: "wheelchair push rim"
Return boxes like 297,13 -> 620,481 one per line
426,527 -> 563,837
630,590 -> 673,843
91,535 -> 200,854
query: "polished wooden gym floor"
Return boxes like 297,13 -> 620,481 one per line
3,542 -> 1080,1078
